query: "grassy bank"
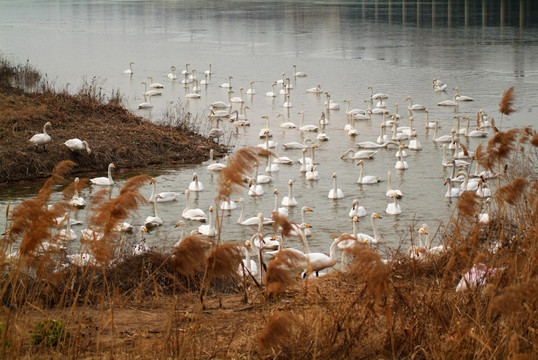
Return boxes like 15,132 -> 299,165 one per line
0,57 -> 228,184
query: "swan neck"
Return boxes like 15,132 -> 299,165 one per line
107,165 -> 113,181
371,215 -> 379,241
153,197 -> 159,217
387,172 -> 392,190
237,201 -> 245,223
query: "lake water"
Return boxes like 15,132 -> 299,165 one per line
1,0 -> 537,257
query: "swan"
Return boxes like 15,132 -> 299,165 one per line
181,190 -> 207,221
253,162 -> 271,184
69,178 -> 86,209
239,240 -> 259,278
349,213 -> 383,246
424,109 -> 438,129
299,148 -> 313,173
317,119 -> 330,141
385,194 -> 402,215
328,173 -> 344,199
408,131 -> 422,150
273,189 -> 289,217
463,115 -> 489,138
209,107 -> 231,119
292,64 -> 307,77
341,148 -> 377,160
306,237 -> 346,276
305,165 -> 320,181
230,87 -> 245,103
405,96 -> 427,113
376,124 -> 389,144
204,63 -> 213,76
437,94 -> 459,107
148,76 -> 164,89
149,178 -> 180,202
356,160 -> 381,184
137,94 -> 153,109
140,81 -> 162,97
368,85 -> 389,101
208,118 -> 224,141
90,163 -> 115,186
433,78 -> 448,92
244,80 -> 256,95
444,178 -> 463,198
324,92 -> 340,110
236,199 -> 272,225
343,99 -> 366,117
188,173 -> 204,192
282,93 -> 293,108
349,199 -> 366,218
133,226 -> 150,255
395,145 -> 409,170
207,149 -> 226,171
257,130 -> 276,150
418,224 -> 446,254
298,110 -> 318,132
144,195 -> 164,229
185,84 -> 201,99
259,115 -> 273,138
272,144 -> 294,165
453,87 -> 474,101
211,90 -> 232,109
220,75 -> 233,89
283,137 -> 312,150
265,153 -> 279,173
306,84 -> 322,94
188,68 -> 198,82
356,140 -> 398,149
265,82 -> 277,97
29,121 -> 52,151
476,179 -> 492,198
477,199 -> 491,224
220,196 -> 237,211
386,171 -> 403,197
58,213 -> 77,242
442,149 -> 470,168
181,63 -> 190,76
459,168 -> 480,191
199,73 -> 210,86
123,61 -> 134,74
282,179 -> 297,207
167,66 -> 178,80
64,138 -> 91,156
248,179 -> 264,196
298,143 -> 318,165
432,122 -> 454,143
198,206 -> 217,237
453,115 -> 468,135
279,113 -> 297,129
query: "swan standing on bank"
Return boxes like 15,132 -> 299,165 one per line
29,121 -> 52,152
64,138 -> 91,156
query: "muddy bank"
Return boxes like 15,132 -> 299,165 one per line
0,86 -> 228,184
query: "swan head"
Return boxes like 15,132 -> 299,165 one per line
141,226 -> 148,233
175,221 -> 184,228
274,189 -> 278,195
302,148 -> 308,154
209,206 -> 214,212
353,216 -> 359,223
150,178 -> 156,184
109,163 -> 116,170
405,96 -> 410,101
288,179 -> 293,185
356,160 -> 364,166
372,213 -> 382,219
332,173 -> 337,178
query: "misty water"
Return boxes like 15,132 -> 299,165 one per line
0,0 -> 537,257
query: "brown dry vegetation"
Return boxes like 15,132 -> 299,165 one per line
0,57 -> 228,184
1,59 -> 537,359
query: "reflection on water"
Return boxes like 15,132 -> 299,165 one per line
0,0 -> 537,256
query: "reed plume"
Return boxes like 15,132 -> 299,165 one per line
271,210 -> 294,237
496,177 -> 529,206
265,250 -> 308,298
61,177 -> 89,200
498,86 -> 516,130
345,243 -> 389,300
205,242 -> 244,280
456,192 -> 481,219
171,235 -> 212,276
258,311 -> 298,350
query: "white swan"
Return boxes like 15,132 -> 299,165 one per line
265,82 -> 277,97
298,110 -> 318,132
236,199 -> 272,225
188,173 -> 204,192
64,138 -> 91,156
328,173 -> 344,199
386,171 -> 403,197
437,94 -> 459,107
181,63 -> 190,76
265,153 -> 279,173
376,124 -> 389,144
283,137 -> 312,150
259,115 -> 273,138
248,178 -> 264,196
341,148 -> 377,160
148,76 -> 164,89
463,115 -> 489,138
282,179 -> 297,207
349,199 -> 366,218
219,75 -> 233,89
137,94 -> 153,109
356,160 -> 380,184
405,96 -> 427,112
273,189 -> 289,217
144,195 -> 164,229
408,131 -> 422,150
69,178 -> 86,209
58,213 -> 77,242
306,237 -> 346,276
306,84 -> 322,94
324,92 -> 340,110
133,226 -> 149,255
90,163 -> 115,186
354,213 -> 383,246
29,121 -> 52,151
305,165 -> 320,181
385,194 -> 402,215
395,145 -> 409,170
204,63 -> 213,76
181,190 -> 207,221
293,64 -> 307,77
356,140 -> 398,149
282,93 -> 293,108
453,87 -> 474,101
207,149 -> 226,171
279,113 -> 297,129
432,122 -> 454,143
123,61 -> 134,74
167,66 -> 178,80
433,78 -> 447,92
477,199 -> 491,224
444,178 -> 463,198
149,178 -> 180,203
272,144 -> 294,164
230,87 -> 245,103
424,109 -> 437,129
211,90 -> 232,109
253,162 -> 271,184
198,206 -> 217,237
476,178 -> 492,198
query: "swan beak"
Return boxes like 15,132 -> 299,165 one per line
143,227 -> 148,233
175,222 -> 182,227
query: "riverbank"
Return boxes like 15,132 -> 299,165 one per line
0,58 -> 228,184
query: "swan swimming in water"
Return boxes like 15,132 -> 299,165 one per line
145,195 -> 164,229
386,171 -> 403,197
90,163 -> 115,186
349,199 -> 366,218
123,61 -> 134,74
282,179 -> 297,207
356,160 -> 381,184
328,173 -> 344,199
181,190 -> 207,222
341,148 -> 377,160
385,194 -> 402,215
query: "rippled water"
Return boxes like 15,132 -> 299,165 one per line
1,0 -> 537,255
